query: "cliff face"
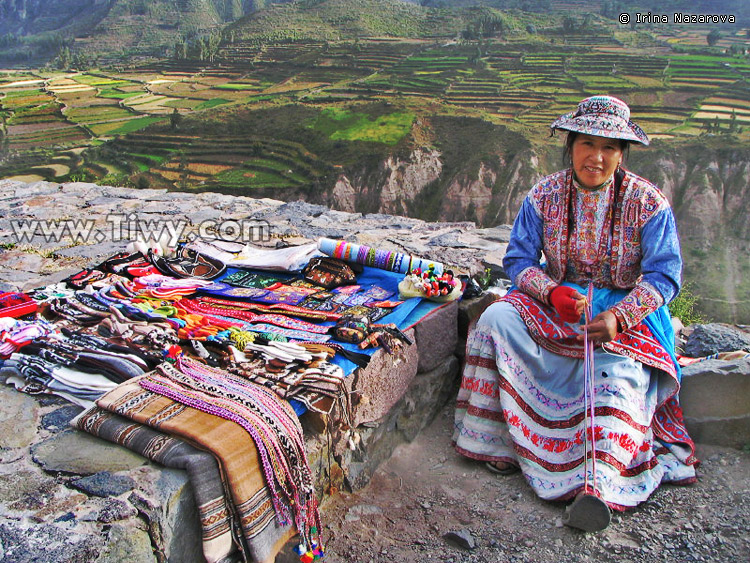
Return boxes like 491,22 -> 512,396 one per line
0,0 -> 275,36
326,143 -> 750,324
0,0 -> 110,35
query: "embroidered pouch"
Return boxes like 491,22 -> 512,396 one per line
301,257 -> 356,289
223,270 -> 286,288
151,247 -> 227,280
332,314 -> 370,343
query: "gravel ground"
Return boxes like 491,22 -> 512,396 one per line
308,402 -> 750,563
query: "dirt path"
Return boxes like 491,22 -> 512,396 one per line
309,402 -> 749,563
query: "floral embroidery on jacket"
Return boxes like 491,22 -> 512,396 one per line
528,169 -> 670,289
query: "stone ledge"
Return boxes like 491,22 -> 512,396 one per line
413,301 -> 458,373
684,415 -> 750,450
680,358 -> 750,449
680,358 -> 750,420
344,328 -> 419,427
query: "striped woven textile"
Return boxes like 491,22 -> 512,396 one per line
86,374 -> 298,563
74,406 -> 243,563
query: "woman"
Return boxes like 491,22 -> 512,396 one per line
453,96 -> 698,532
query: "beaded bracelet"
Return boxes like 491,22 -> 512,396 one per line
334,241 -> 345,259
357,244 -> 368,263
386,251 -> 395,271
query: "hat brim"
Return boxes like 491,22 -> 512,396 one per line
551,112 -> 650,146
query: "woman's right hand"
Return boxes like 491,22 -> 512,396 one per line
549,285 -> 586,323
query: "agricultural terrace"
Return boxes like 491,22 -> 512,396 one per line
2,23 -> 750,187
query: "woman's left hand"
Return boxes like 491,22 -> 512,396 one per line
576,310 -> 619,344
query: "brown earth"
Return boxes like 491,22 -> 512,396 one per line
286,402 -> 750,563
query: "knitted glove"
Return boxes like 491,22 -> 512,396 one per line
550,285 -> 582,324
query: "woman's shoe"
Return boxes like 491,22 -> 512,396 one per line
485,461 -> 520,476
562,493 -> 611,532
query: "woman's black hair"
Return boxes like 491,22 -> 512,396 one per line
562,131 -> 630,166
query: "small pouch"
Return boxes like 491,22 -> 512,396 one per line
64,268 -> 108,289
151,247 -> 227,280
332,314 -> 370,344
301,257 -> 356,289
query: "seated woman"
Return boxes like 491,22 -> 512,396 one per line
453,96 -> 698,532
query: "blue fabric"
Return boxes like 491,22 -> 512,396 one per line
639,208 -> 682,303
215,265 -> 441,375
502,196 -> 544,285
211,265 -> 445,416
329,266 -> 423,375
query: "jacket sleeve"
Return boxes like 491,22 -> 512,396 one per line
503,195 -> 558,304
610,206 -> 682,329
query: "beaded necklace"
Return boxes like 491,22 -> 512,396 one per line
154,359 -> 322,550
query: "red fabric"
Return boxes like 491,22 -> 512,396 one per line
549,285 -> 581,323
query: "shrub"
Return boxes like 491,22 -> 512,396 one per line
668,283 -> 706,326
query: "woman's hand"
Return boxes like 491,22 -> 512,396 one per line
550,286 -> 587,323
577,310 -> 619,344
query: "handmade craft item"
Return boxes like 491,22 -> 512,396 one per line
397,265 -> 462,302
318,238 -> 443,275
301,257 -> 356,289
0,292 -> 38,318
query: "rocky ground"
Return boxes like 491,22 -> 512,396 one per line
311,402 -> 750,563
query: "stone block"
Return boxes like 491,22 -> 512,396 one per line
128,467 -> 202,563
684,324 -> 750,357
31,430 -> 148,475
684,416 -> 750,450
71,472 -> 137,498
337,355 -> 460,490
0,520 -> 104,562
680,358 -> 750,448
345,329 -> 418,426
396,355 -> 460,442
0,385 -> 40,449
94,523 -> 157,563
338,418 -> 403,491
413,300 -> 458,372
303,431 -> 345,499
456,292 -> 502,358
0,469 -> 57,510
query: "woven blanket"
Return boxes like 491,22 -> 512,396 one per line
87,375 -> 296,563
74,406 -> 244,563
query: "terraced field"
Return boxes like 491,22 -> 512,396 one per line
2,15 -> 750,186
100,131 -> 333,194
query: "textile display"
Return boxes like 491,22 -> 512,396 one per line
0,238 -> 456,562
73,407 -> 242,563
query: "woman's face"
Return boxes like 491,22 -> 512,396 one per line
571,134 -> 623,190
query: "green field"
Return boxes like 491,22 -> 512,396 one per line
309,107 -> 415,145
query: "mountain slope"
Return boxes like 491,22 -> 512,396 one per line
226,0 -> 509,42
0,0 -> 280,63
